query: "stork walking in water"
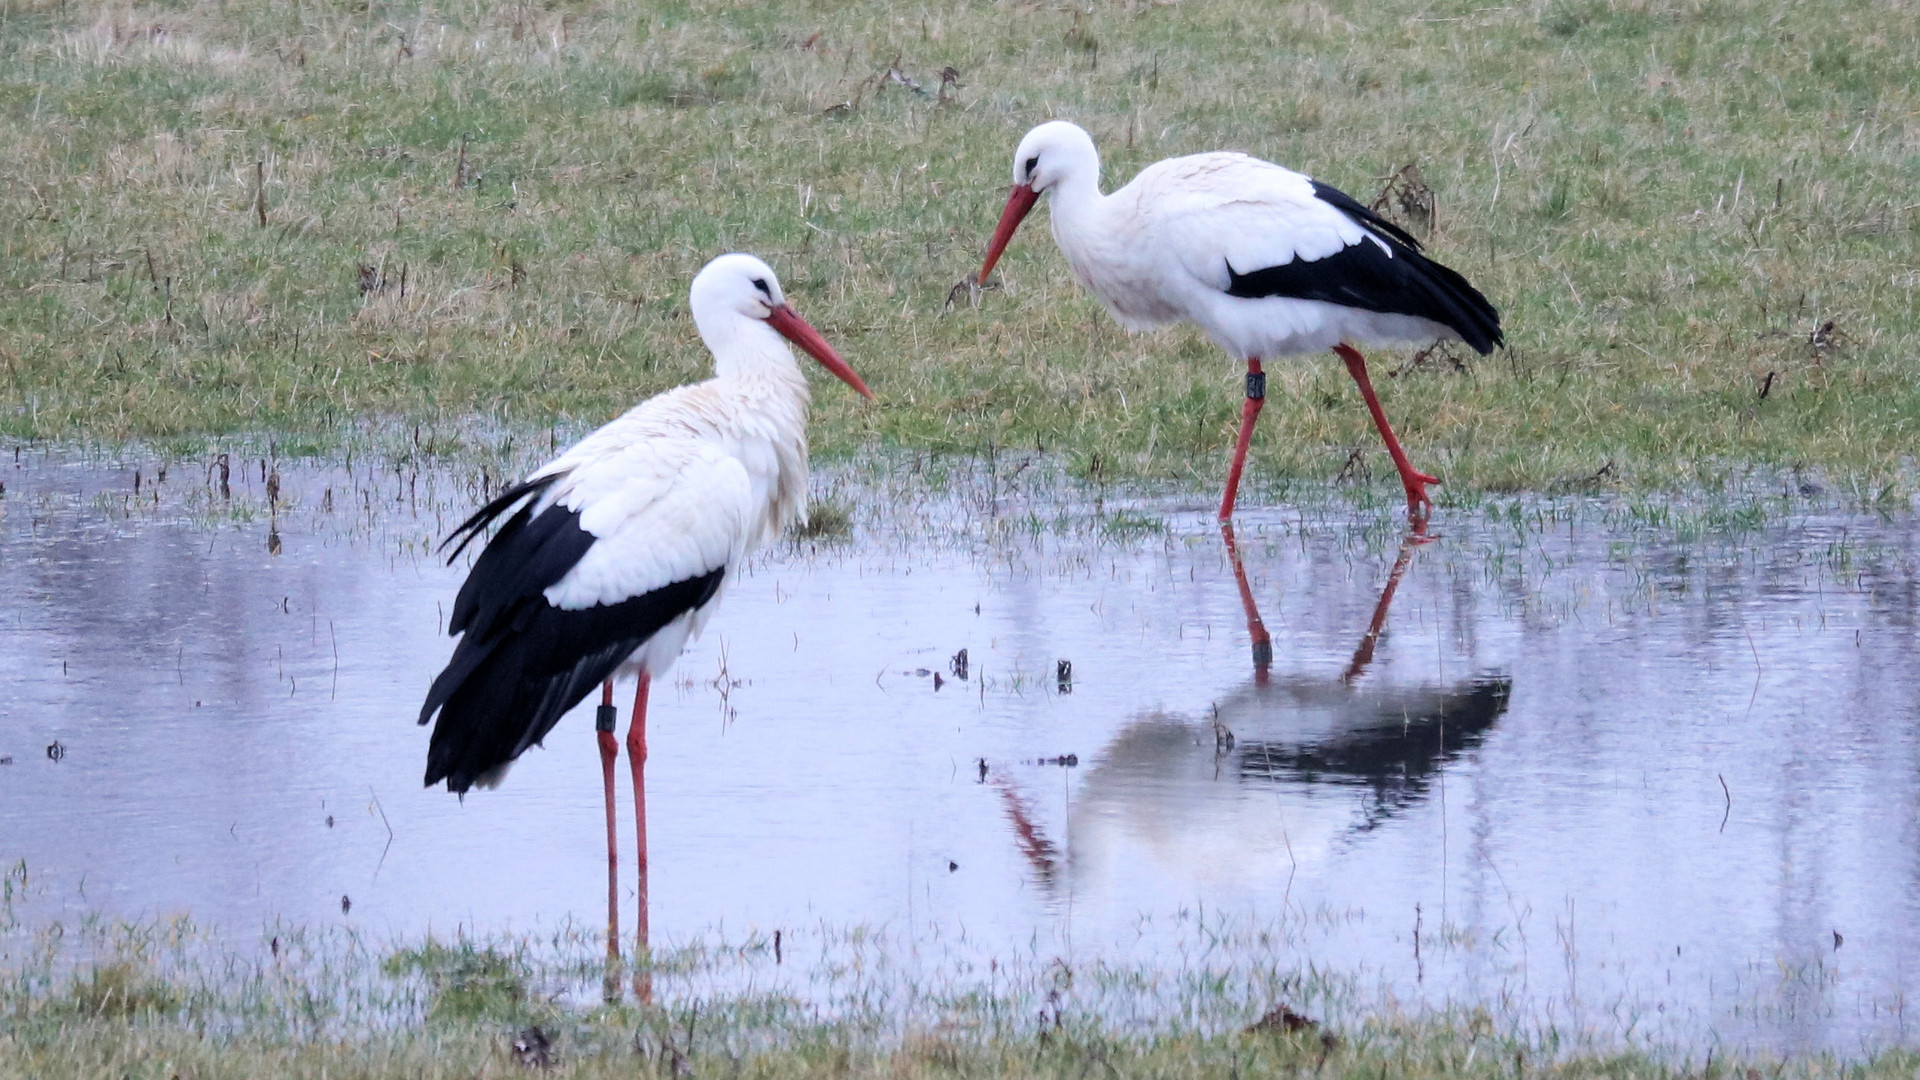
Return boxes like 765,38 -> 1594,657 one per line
977,121 -> 1503,522
417,253 -> 871,985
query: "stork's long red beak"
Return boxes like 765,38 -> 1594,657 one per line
767,304 -> 873,399
978,183 -> 1039,284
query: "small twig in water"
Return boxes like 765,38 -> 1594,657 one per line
1334,448 -> 1371,486
369,788 -> 395,875
945,274 -> 998,311
1412,902 -> 1424,982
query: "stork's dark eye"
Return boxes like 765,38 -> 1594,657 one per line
1024,155 -> 1041,180
751,277 -> 772,297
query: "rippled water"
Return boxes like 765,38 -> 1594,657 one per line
2,447 -> 1917,1054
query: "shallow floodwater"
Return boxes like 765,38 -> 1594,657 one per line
3,448 -> 1919,1055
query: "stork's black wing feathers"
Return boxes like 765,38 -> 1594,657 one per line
421,566 -> 722,793
447,502 -> 598,639
1223,181 -> 1505,356
420,480 -> 726,794
1309,183 -> 1426,252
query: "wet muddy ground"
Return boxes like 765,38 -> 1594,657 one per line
2,447 -> 1917,1054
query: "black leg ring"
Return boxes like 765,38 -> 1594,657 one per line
595,703 -> 617,733
1252,640 -> 1273,668
1245,371 -> 1266,401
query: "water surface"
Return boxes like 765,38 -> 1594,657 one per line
2,449 -> 1917,1054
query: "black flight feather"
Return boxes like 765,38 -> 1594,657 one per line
1223,181 -> 1504,356
420,480 -> 726,793
442,474 -> 561,561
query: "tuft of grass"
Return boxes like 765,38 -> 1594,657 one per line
0,0 -> 1916,504
57,960 -> 180,1020
1096,508 -> 1167,539
794,496 -> 854,540
381,939 -> 532,1023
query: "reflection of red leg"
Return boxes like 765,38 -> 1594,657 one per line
625,672 -> 653,1003
1335,344 -> 1439,521
596,680 -> 621,973
1218,359 -> 1266,521
1220,521 -> 1272,684
991,778 -> 1059,890
1341,525 -> 1431,683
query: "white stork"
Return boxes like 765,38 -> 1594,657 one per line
977,121 -> 1503,521
417,253 -> 871,968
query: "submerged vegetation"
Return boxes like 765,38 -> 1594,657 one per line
5,906 -> 1920,1080
0,0 -> 1916,499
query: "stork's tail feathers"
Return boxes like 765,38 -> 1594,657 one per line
1394,250 -> 1503,356
1308,182 -> 1504,356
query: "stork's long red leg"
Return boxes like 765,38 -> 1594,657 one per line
1334,344 -> 1440,520
625,672 -> 653,1003
595,680 -> 622,993
1218,359 -> 1266,521
1219,521 -> 1272,684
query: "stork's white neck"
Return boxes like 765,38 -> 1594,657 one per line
697,314 -> 809,394
690,311 -> 813,551
1035,132 -> 1111,276
1046,167 -> 1106,236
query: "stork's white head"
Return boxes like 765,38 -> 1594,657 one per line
979,121 -> 1101,283
1009,120 -> 1101,194
690,252 -> 789,327
688,253 -> 872,399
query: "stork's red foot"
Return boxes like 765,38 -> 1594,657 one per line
1400,469 -> 1441,521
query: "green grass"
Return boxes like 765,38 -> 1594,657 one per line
6,910 -> 1920,1080
0,0 -> 1916,503
382,939 -> 533,1023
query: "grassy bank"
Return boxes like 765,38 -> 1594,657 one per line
15,1011 -> 1920,1080
1,0 -> 1916,498
4,911 -> 1917,1080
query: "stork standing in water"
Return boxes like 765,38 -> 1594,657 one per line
417,253 -> 871,983
977,121 -> 1503,522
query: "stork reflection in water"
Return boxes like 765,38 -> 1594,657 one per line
995,522 -> 1511,900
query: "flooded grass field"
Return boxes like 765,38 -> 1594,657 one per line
2,445 -> 1918,1058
